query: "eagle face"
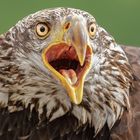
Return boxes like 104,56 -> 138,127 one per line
0,7 -> 132,135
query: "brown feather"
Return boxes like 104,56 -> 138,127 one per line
111,46 -> 140,140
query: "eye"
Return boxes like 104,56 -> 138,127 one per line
88,23 -> 96,38
36,23 -> 50,38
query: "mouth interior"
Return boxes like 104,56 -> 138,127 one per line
45,43 -> 91,85
50,59 -> 79,72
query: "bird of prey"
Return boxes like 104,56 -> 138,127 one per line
0,7 -> 140,140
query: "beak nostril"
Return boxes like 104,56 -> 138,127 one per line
64,22 -> 71,30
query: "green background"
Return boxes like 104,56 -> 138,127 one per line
0,0 -> 140,46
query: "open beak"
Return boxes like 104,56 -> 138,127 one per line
42,16 -> 93,104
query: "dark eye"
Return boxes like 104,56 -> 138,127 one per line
36,23 -> 49,38
88,23 -> 96,38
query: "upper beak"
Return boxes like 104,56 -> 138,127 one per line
66,16 -> 89,66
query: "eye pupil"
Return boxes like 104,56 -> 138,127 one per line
40,26 -> 46,32
91,27 -> 94,32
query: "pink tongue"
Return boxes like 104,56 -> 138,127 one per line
59,69 -> 77,85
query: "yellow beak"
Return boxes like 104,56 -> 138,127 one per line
42,17 -> 93,104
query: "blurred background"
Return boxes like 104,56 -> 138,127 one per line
0,0 -> 139,46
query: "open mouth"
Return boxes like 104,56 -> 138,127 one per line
44,43 -> 92,85
42,43 -> 92,104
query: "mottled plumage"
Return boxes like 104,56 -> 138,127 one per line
0,8 -> 139,140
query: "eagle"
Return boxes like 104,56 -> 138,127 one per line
0,7 -> 140,140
